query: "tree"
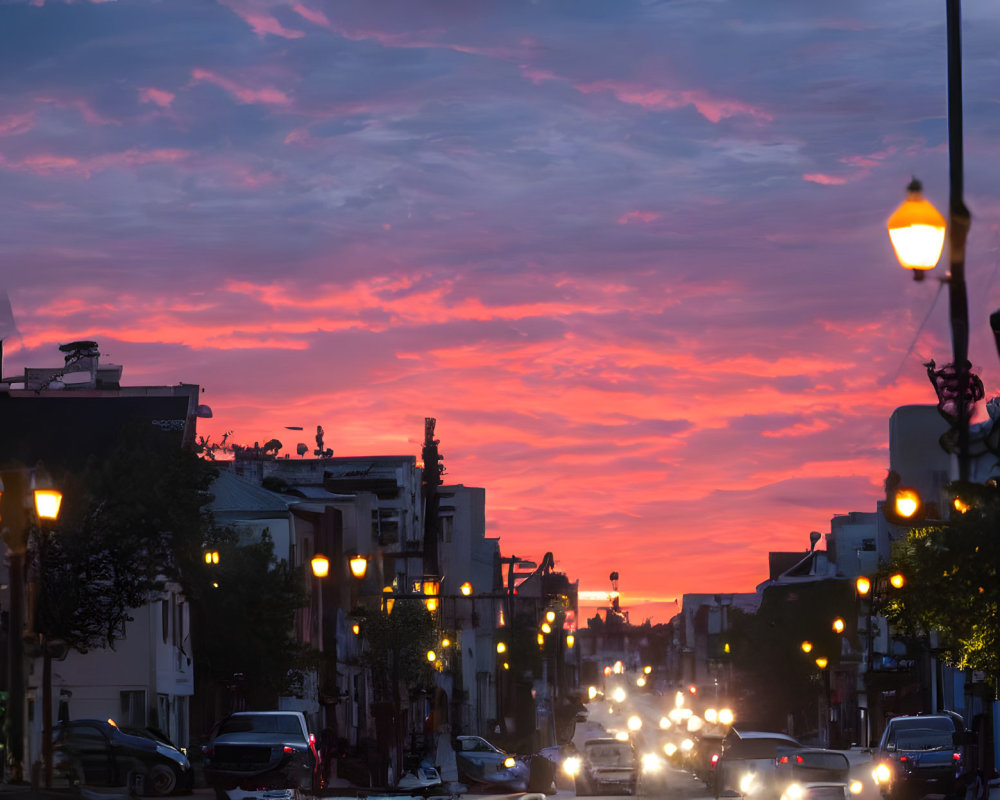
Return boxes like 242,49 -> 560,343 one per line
353,600 -> 437,785
190,531 -> 306,715
36,425 -> 214,652
728,580 -> 856,735
881,497 -> 1000,684
32,423 -> 216,785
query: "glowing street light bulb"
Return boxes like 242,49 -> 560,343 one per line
887,178 -> 946,278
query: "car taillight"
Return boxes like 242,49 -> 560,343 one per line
899,756 -> 908,762
953,753 -> 961,761
284,746 -> 294,754
711,754 -> 719,767
203,746 -> 213,756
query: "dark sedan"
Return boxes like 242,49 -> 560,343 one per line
201,711 -> 319,800
53,718 -> 193,796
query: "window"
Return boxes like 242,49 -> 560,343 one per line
120,691 -> 146,727
161,600 -> 169,644
158,695 -> 169,737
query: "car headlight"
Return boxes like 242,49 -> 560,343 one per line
641,753 -> 664,774
781,783 -> 805,800
874,763 -> 892,784
503,756 -> 516,770
563,756 -> 581,777
849,780 -> 864,794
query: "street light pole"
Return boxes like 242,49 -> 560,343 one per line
0,469 -> 29,783
945,0 -> 972,483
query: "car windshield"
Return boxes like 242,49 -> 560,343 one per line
218,716 -> 303,736
726,738 -> 798,759
895,730 -> 953,751
585,742 -> 632,765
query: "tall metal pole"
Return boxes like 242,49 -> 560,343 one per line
945,0 -> 972,483
0,470 -> 28,783
944,0 -> 998,776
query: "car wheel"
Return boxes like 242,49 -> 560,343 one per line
146,765 -> 178,797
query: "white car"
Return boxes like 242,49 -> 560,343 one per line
454,735 -> 529,791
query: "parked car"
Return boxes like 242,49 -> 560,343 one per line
873,713 -> 965,800
201,711 -> 320,800
570,737 -> 639,796
53,718 -> 193,796
454,735 -> 529,791
714,729 -> 802,800
773,748 -> 863,800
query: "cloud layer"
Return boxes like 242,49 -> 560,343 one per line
3,0 -> 1000,624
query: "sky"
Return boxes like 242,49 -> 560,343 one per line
3,0 -> 1000,626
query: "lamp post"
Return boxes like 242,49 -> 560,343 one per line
0,465 -> 63,784
311,553 -> 330,652
886,0 -> 972,483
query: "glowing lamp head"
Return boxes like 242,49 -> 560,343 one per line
311,554 -> 330,578
887,178 -> 946,279
34,489 -> 62,521
893,487 -> 922,519
348,555 -> 368,579
890,572 -> 906,589
856,576 -> 872,596
815,657 -> 829,669
801,640 -> 813,654
832,617 -> 846,634
460,581 -> 473,596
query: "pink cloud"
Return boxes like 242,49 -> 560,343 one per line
0,111 -> 35,136
520,66 -> 558,85
216,0 -> 304,39
292,3 -> 332,29
138,87 -> 175,108
576,79 -> 772,123
0,147 -> 188,177
617,210 -> 661,225
802,173 -> 848,185
37,96 -> 120,126
191,68 -> 292,105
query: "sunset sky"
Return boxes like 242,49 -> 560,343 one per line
4,0 -> 1000,625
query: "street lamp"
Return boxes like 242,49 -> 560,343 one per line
0,464 -> 63,783
311,554 -> 330,651
886,0 -> 973,483
348,554 -> 368,580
